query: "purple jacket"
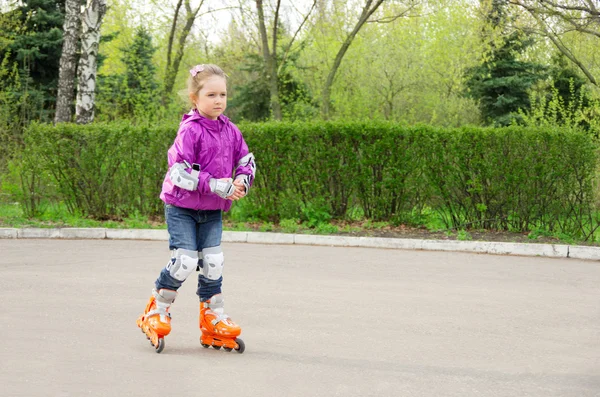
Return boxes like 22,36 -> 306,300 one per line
160,110 -> 255,212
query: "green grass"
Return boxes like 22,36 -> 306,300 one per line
1,201 -> 598,245
0,202 -> 166,229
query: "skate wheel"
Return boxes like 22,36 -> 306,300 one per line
155,338 -> 165,353
224,347 -> 233,352
201,343 -> 210,348
234,338 -> 245,354
213,345 -> 221,350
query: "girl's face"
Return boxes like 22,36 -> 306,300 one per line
192,76 -> 227,120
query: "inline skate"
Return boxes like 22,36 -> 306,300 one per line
136,288 -> 177,353
199,294 -> 245,353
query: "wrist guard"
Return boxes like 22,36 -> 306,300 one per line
209,178 -> 235,198
235,174 -> 250,193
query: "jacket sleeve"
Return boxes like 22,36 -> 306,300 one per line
168,124 -> 213,194
232,126 -> 256,189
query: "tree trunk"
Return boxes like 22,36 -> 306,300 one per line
76,0 -> 107,124
163,0 -> 202,102
162,0 -> 184,104
55,0 -> 80,123
256,0 -> 282,120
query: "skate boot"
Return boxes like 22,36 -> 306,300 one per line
199,294 -> 245,353
136,288 -> 177,353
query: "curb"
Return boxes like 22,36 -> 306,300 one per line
1,227 -> 599,261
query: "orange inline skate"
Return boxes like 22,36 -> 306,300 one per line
136,288 -> 177,353
199,294 -> 245,353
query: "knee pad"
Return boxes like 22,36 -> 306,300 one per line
166,248 -> 198,281
200,246 -> 224,280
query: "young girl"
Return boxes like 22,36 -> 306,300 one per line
137,64 -> 256,354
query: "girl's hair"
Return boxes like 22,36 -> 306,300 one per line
187,63 -> 227,96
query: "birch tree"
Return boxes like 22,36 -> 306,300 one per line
55,0 -> 80,123
76,0 -> 107,124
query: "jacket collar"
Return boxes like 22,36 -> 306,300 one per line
182,108 -> 229,127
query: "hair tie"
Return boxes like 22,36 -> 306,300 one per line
190,64 -> 205,77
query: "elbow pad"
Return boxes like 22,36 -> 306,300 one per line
169,162 -> 199,191
236,153 -> 256,178
235,153 -> 256,193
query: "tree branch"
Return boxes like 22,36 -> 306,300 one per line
321,0 -> 386,118
519,1 -> 598,85
367,2 -> 418,23
536,0 -> 600,15
272,0 -> 281,58
278,0 -> 317,74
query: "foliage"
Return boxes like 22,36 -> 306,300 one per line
243,122 -> 600,240
3,0 -> 600,129
0,54 -> 24,172
6,121 -> 600,241
0,0 -> 65,123
300,0 -> 482,125
227,49 -> 317,122
464,0 -> 547,126
520,81 -> 600,137
549,54 -> 589,118
0,7 -> 29,179
95,27 -> 161,122
519,54 -> 600,136
18,122 -> 175,219
465,31 -> 547,126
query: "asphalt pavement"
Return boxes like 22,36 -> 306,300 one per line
1,238 -> 599,397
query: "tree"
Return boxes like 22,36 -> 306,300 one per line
162,0 -> 236,103
508,0 -> 600,86
123,27 -> 159,112
76,0 -> 107,124
163,0 -> 203,103
95,26 -> 159,120
320,0 -> 417,119
228,50 -> 316,121
255,0 -> 282,120
0,0 -> 66,122
523,52 -> 594,130
465,0 -> 547,126
299,0 -> 481,125
250,0 -> 316,120
0,8 -> 25,171
228,53 -> 271,121
550,53 -> 589,115
55,0 -> 80,123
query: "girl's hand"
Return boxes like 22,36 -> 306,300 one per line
228,179 -> 246,201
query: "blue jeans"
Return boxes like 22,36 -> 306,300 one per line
155,205 -> 223,301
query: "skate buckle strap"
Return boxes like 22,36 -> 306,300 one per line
146,308 -> 172,319
210,313 -> 230,326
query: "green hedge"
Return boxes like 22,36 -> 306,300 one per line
14,121 -> 600,237
241,122 -> 600,235
22,122 -> 174,219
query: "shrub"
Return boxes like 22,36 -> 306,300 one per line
12,121 -> 600,240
